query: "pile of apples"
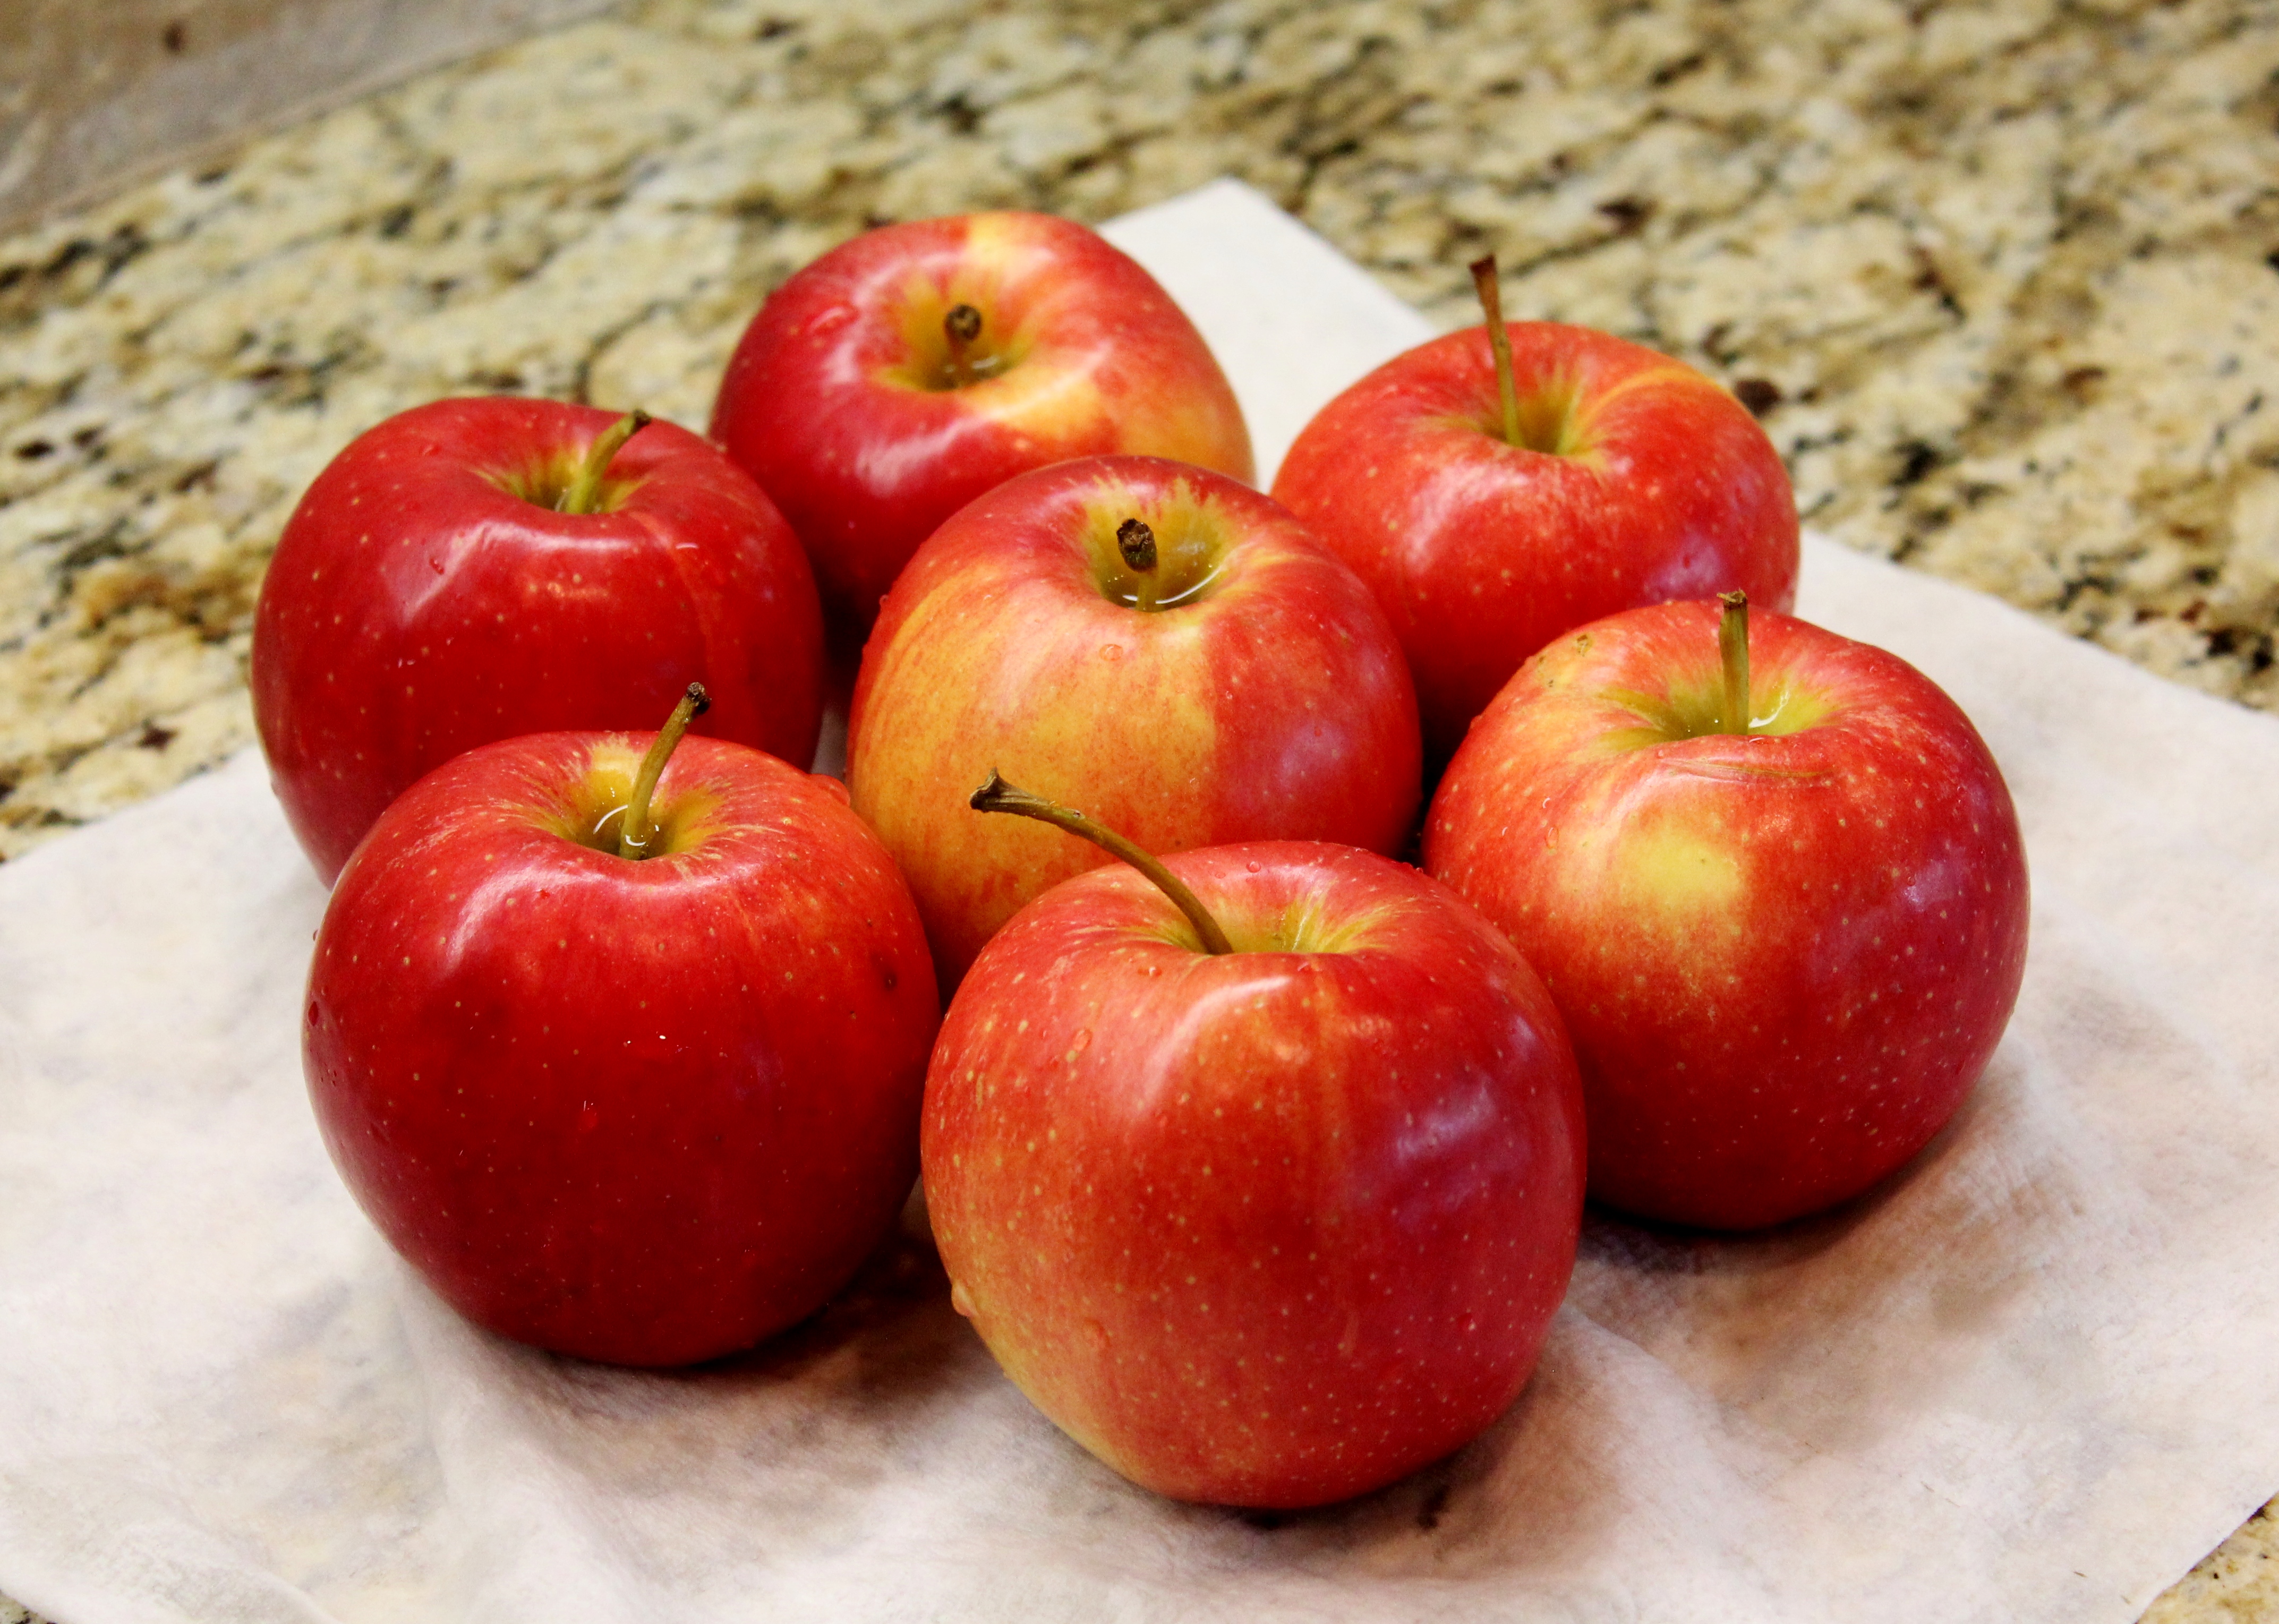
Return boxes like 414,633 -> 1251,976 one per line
250,211 -> 2028,1511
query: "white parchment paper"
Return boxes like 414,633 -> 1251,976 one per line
4,180 -> 2277,1624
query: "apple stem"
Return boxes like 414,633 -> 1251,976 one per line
618,682 -> 711,860
944,304 -> 983,387
1469,254 -> 1522,450
1718,591 -> 1752,736
1118,517 -> 1159,613
559,408 -> 652,516
969,772 -> 1234,956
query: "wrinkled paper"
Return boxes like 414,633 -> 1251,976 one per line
4,181 -> 2277,1624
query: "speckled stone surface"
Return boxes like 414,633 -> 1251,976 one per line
1,0 -> 2275,1617
2146,1501 -> 2279,1622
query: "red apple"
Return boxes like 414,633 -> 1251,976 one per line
924,782 -> 1585,1508
251,398 -> 825,884
1424,595 -> 2029,1229
303,698 -> 938,1366
847,454 -> 1421,986
1272,264 -> 1797,759
709,211 -> 1254,639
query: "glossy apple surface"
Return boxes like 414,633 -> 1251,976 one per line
1272,322 -> 1798,758
1425,601 -> 2028,1229
304,730 -> 938,1365
252,398 -> 825,884
924,841 -> 1586,1508
848,455 -> 1421,985
710,211 -> 1253,637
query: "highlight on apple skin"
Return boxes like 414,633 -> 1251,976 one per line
923,836 -> 1586,1509
1273,317 -> 1798,761
710,210 -> 1254,639
303,726 -> 939,1367
251,397 -> 825,885
1425,597 -> 2029,1230
847,454 -> 1422,987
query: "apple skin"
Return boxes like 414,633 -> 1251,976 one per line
924,841 -> 1586,1508
303,730 -> 938,1366
1271,322 -> 1798,759
1424,601 -> 2029,1230
848,455 -> 1422,987
251,397 -> 825,885
709,211 -> 1253,638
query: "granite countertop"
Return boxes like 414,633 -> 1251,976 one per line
2,0 -> 2275,1617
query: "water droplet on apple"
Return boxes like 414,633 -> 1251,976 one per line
1099,643 -> 1123,661
1245,859 -> 1262,873
950,1280 -> 976,1318
428,556 -> 445,575
577,1103 -> 599,1132
1084,1318 -> 1110,1352
1072,1028 -> 1093,1051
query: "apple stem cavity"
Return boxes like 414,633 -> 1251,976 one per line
968,772 -> 1234,955
1469,254 -> 1522,450
944,304 -> 984,388
619,682 -> 711,860
1718,590 -> 1752,736
559,409 -> 653,516
1117,517 -> 1159,613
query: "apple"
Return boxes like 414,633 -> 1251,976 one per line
923,777 -> 1586,1508
709,211 -> 1254,640
847,454 -> 1421,986
1424,594 -> 2029,1229
251,397 -> 825,885
1271,256 -> 1799,760
302,688 -> 939,1366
